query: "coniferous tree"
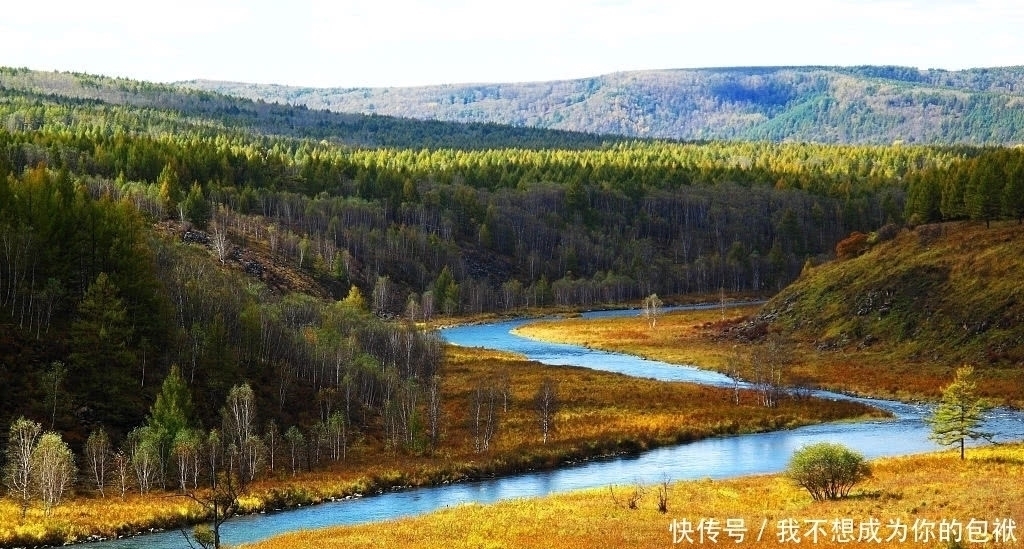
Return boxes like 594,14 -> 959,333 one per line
69,273 -> 139,431
148,365 -> 196,488
928,366 -> 992,460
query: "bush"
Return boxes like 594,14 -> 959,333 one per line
786,442 -> 871,501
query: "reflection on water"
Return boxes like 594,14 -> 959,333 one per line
87,308 -> 1024,548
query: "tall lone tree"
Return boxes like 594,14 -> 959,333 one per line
928,365 -> 992,460
642,293 -> 663,329
534,377 -> 560,444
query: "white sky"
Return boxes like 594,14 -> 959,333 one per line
2,0 -> 1022,88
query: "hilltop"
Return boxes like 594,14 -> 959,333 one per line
183,65 -> 1024,145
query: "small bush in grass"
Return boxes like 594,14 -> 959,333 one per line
787,442 -> 871,501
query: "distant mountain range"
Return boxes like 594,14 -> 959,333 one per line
182,66 -> 1024,145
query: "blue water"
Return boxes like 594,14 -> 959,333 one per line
85,306 -> 1024,548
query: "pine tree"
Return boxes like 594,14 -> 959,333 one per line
69,273 -> 139,430
927,366 -> 992,460
149,365 -> 197,488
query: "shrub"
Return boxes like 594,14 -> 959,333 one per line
835,232 -> 869,259
786,442 -> 871,501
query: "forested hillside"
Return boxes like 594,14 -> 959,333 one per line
0,67 -> 613,150
184,65 -> 1024,145
3,66 -> 1024,469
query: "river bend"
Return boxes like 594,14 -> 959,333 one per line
87,308 -> 1024,548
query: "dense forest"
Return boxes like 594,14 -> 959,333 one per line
185,65 -> 1024,145
3,67 -> 1024,495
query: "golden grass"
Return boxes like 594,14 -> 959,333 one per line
514,306 -> 1024,406
0,344 -> 880,547
244,444 -> 1024,549
0,493 -> 206,546
513,306 -> 759,373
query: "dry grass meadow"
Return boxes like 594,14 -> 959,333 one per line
244,444 -> 1024,549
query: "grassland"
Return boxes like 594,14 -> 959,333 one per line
0,345 -> 881,547
244,444 -> 1024,549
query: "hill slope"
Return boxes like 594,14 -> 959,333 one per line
747,221 -> 1024,402
183,65 -> 1024,145
0,67 -> 615,149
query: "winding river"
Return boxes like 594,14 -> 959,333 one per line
87,307 -> 1024,548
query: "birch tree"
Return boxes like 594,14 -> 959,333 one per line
31,432 -> 77,514
534,378 -> 560,444
84,427 -> 111,497
3,417 -> 42,519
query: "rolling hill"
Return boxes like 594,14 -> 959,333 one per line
183,65 -> 1024,145
741,221 -> 1024,403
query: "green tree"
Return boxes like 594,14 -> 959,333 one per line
182,182 -> 211,229
433,266 -> 458,316
786,442 -> 871,501
157,163 -> 182,219
150,365 -> 196,440
1003,157 -> 1024,223
148,365 -> 197,487
965,160 -> 1002,227
69,272 -> 138,430
927,365 -> 992,460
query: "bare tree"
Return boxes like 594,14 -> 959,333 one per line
534,377 -> 560,444
470,379 -> 503,453
426,375 -> 443,450
284,426 -> 305,476
173,429 -> 202,493
84,427 -> 111,497
112,450 -> 131,500
40,361 -> 67,429
210,221 -> 230,264
222,384 -> 258,487
264,420 -> 280,473
749,334 -> 788,408
3,417 -> 42,519
642,293 -> 663,329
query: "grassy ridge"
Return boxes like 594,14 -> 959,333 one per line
0,345 -> 880,547
243,444 -> 1024,549
759,221 -> 1024,405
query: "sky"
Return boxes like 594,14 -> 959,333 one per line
2,0 -> 1022,88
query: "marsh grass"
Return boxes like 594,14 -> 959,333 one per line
244,444 -> 1024,549
514,296 -> 1024,406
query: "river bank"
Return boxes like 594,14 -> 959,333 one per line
242,443 -> 1024,549
1,316 -> 878,548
